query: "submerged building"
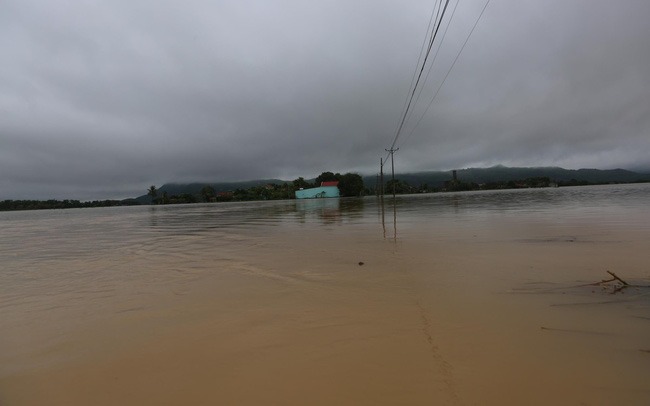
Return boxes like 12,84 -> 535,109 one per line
295,181 -> 340,199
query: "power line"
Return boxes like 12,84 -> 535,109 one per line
380,0 -> 490,189
390,0 -> 449,151
388,0 -> 451,152
398,0 -> 491,150
403,0 -> 460,131
394,0 -> 443,137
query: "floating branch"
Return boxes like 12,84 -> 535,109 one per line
513,271 -> 650,299
585,271 -> 648,294
603,270 -> 628,285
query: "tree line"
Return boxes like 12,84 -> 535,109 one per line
367,177 -> 560,195
145,174 -> 567,205
0,199 -> 140,212
146,172 -> 366,205
0,172 -> 366,211
3,173 -> 638,212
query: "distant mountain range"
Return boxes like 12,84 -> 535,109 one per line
135,166 -> 650,202
363,166 -> 650,188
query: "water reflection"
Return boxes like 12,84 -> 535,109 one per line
293,197 -> 367,225
295,199 -> 341,224
374,183 -> 650,242
378,195 -> 398,242
384,183 -> 650,222
105,184 -> 650,241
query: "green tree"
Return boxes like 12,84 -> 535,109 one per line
169,193 -> 197,204
292,177 -> 311,189
201,185 -> 216,202
338,173 -> 364,197
385,179 -> 416,194
147,185 -> 158,204
315,171 -> 337,186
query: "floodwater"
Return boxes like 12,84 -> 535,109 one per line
1,183 -> 650,405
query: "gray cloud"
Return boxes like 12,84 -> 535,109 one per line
2,0 -> 649,200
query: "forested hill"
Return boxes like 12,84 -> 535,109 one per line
362,166 -> 650,188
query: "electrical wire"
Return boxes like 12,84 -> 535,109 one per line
404,0 -> 460,130
394,0 -> 443,138
388,0 -> 451,152
397,0 -> 491,150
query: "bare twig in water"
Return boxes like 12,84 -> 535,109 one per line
581,271 -> 649,294
605,270 -> 629,285
585,270 -> 629,287
547,272 -> 650,305
513,272 -> 650,298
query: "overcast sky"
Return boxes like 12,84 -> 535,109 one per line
2,0 -> 649,200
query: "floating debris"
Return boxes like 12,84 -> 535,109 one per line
581,271 -> 650,294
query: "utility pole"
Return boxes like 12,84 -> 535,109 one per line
379,157 -> 384,197
375,174 -> 378,196
385,148 -> 399,197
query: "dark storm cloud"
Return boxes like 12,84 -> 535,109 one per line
401,0 -> 650,171
1,0 -> 649,199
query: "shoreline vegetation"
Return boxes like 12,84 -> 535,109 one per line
2,167 -> 649,212
0,199 -> 141,212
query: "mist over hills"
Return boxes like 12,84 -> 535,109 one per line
135,166 -> 650,203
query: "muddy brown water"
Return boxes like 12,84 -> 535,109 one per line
2,184 -> 650,405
